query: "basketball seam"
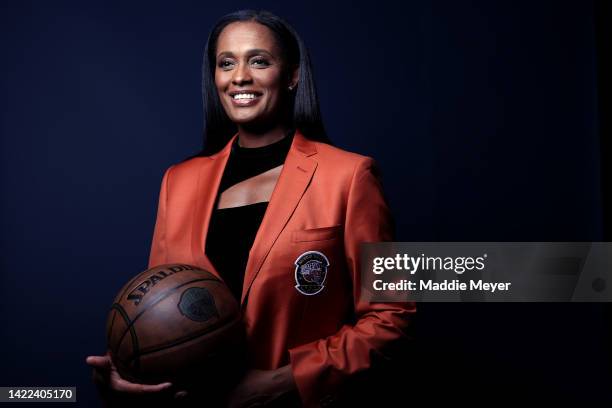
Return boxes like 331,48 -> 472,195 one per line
107,310 -> 117,345
110,303 -> 141,372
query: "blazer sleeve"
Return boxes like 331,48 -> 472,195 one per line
148,166 -> 173,269
288,157 -> 416,407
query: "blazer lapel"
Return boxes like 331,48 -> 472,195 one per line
190,134 -> 237,278
241,131 -> 318,305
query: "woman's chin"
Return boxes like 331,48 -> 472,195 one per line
229,116 -> 278,131
228,112 -> 260,125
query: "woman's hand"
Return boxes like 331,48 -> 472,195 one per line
85,352 -> 176,406
226,365 -> 299,408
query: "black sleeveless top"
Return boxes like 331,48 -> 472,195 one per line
205,132 -> 294,301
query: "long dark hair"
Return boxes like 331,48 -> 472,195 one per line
199,10 -> 329,155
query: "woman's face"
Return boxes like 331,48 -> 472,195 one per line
214,21 -> 293,127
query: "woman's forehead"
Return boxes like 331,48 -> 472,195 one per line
216,21 -> 281,56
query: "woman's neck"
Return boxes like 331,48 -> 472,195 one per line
237,123 -> 290,148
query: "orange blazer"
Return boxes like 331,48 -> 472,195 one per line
148,130 -> 416,407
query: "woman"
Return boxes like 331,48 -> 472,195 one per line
87,9 -> 415,407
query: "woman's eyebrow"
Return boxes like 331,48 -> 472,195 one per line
216,49 -> 275,59
245,48 -> 274,58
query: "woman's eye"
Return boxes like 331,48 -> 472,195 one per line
251,58 -> 270,67
218,60 -> 234,69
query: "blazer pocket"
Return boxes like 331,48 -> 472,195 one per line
292,225 -> 343,243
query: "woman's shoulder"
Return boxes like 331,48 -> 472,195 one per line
314,141 -> 369,160
157,155 -> 210,188
170,155 -> 209,172
310,141 -> 378,176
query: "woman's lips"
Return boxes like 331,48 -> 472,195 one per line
229,92 -> 262,107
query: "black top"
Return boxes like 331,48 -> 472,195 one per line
205,131 -> 294,301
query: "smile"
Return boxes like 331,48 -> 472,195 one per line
232,93 -> 257,100
229,91 -> 262,106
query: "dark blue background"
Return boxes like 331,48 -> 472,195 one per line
1,0 -> 609,405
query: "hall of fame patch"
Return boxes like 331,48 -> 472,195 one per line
294,251 -> 329,295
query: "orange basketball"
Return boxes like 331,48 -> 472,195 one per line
106,264 -> 245,393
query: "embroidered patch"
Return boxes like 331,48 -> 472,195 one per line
294,251 -> 329,295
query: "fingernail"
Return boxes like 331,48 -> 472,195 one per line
162,382 -> 173,389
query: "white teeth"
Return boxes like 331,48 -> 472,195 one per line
232,93 -> 257,100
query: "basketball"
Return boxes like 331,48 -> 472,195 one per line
106,263 -> 245,392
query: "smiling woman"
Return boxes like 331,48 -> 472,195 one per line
86,9 -> 416,408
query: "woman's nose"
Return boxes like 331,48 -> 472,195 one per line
232,63 -> 252,85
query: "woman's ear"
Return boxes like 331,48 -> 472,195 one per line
288,65 -> 299,90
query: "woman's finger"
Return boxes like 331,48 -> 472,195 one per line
86,356 -> 111,387
85,355 -> 111,369
112,377 -> 173,394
